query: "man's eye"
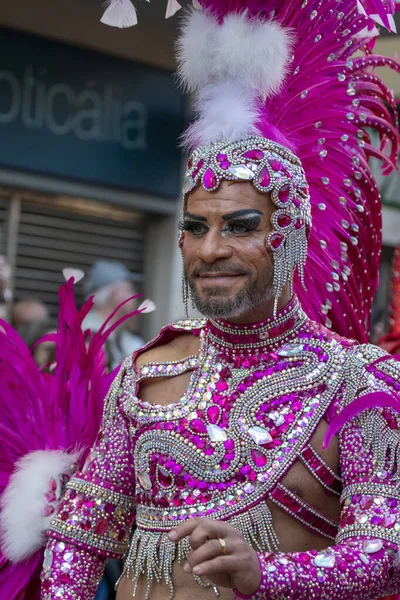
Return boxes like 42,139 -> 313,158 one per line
178,221 -> 208,235
191,223 -> 208,235
225,223 -> 254,234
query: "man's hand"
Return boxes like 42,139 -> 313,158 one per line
168,517 -> 261,596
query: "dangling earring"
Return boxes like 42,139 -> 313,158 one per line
179,231 -> 190,319
182,266 -> 190,319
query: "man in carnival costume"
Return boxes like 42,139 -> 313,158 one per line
1,1 -> 400,600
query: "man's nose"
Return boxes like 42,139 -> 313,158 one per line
196,229 -> 233,264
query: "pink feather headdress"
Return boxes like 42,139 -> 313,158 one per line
176,0 -> 400,342
102,0 -> 399,344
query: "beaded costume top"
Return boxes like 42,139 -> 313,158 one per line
42,297 -> 400,599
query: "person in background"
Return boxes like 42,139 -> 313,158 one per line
12,298 -> 49,331
17,320 -> 56,370
83,260 -> 145,371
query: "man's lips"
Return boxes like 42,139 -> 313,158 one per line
198,272 -> 244,278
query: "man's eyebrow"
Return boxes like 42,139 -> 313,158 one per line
222,209 -> 263,221
183,212 -> 207,222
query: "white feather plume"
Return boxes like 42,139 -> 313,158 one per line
177,9 -> 293,99
181,81 -> 260,149
215,14 -> 293,99
176,9 -> 218,92
101,0 -> 138,28
0,450 -> 79,562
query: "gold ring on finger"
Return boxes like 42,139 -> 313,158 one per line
218,538 -> 227,555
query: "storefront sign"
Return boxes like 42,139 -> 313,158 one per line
0,28 -> 185,199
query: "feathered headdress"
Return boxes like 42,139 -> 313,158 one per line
102,0 -> 399,343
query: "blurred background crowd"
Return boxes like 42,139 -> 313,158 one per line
0,1 -> 399,598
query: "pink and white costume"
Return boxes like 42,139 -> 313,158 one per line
42,297 -> 400,599
0,0 -> 400,599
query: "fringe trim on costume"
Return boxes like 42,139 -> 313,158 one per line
360,410 -> 400,486
273,226 -> 308,315
122,503 -> 278,599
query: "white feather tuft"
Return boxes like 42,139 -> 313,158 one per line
181,81 -> 260,149
177,9 -> 293,99
100,0 -> 138,28
62,268 -> 85,283
215,14 -> 294,99
176,10 -> 218,92
138,299 -> 156,313
0,450 -> 80,562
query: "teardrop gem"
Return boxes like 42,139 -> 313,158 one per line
207,406 -> 220,424
190,419 -> 207,434
363,539 -> 383,554
251,449 -> 268,467
278,184 -> 291,203
258,167 -> 270,188
277,214 -> 292,227
269,233 -> 285,250
203,169 -> 217,189
244,150 -> 264,160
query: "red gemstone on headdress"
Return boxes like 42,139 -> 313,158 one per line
269,233 -> 285,249
188,157 -> 193,169
203,168 -> 217,189
293,197 -> 301,207
278,184 -> 291,203
277,214 -> 292,227
197,159 -> 204,170
216,153 -> 227,162
251,449 -> 267,467
244,150 -> 264,160
220,161 -> 230,170
258,168 -> 270,188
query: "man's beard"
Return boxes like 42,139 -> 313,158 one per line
187,263 -> 275,320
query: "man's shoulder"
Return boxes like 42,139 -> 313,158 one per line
133,318 -> 206,370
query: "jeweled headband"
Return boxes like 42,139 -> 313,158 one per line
182,136 -> 312,312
